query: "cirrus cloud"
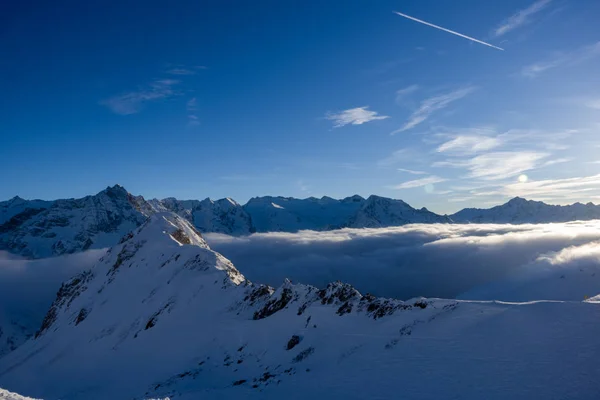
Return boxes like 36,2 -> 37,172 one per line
325,106 -> 389,128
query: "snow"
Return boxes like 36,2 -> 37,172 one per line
270,202 -> 284,209
0,212 -> 599,399
0,388 -> 41,400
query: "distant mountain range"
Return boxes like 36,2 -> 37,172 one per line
2,184 -> 600,258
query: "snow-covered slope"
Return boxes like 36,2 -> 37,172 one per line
348,195 -> 451,227
243,195 -> 365,232
1,212 -> 599,400
451,197 -> 600,224
0,185 -> 150,258
0,197 -> 52,225
0,388 -> 40,400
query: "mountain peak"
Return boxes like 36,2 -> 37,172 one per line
132,212 -> 210,250
99,184 -> 129,198
506,196 -> 529,205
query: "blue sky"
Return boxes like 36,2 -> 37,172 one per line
1,0 -> 600,213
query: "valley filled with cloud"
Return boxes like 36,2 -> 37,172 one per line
206,221 -> 600,301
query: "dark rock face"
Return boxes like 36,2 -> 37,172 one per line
318,282 -> 361,306
171,229 -> 191,245
253,287 -> 293,320
0,208 -> 46,234
36,271 -> 93,338
286,335 -> 302,350
75,308 -> 89,325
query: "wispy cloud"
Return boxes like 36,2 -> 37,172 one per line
100,79 -> 180,115
493,0 -> 552,38
437,135 -> 501,154
584,99 -> 600,110
394,11 -> 504,51
435,127 -> 573,153
398,168 -> 428,175
326,106 -> 389,128
392,87 -> 475,134
395,84 -> 419,104
542,157 -> 571,167
521,41 -> 600,77
389,175 -> 447,189
167,68 -> 196,75
502,174 -> 600,200
378,149 -> 411,167
187,97 -> 199,126
436,151 -> 549,181
166,65 -> 208,75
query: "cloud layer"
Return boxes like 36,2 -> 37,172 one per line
206,221 -> 600,301
0,249 -> 105,339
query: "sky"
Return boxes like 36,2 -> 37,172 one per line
1,0 -> 600,213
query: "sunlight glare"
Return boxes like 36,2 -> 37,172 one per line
518,174 -> 529,183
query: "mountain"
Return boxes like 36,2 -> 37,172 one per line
5,186 -> 600,259
0,185 -> 150,258
348,195 -> 451,228
0,197 -> 52,225
157,197 -> 254,235
1,212 -> 599,400
150,193 -> 445,234
451,197 -> 600,224
243,195 -> 365,232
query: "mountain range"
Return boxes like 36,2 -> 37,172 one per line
2,184 -> 600,258
1,212 -> 599,400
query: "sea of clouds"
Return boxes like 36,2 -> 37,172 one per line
205,221 -> 600,301
0,249 -> 106,335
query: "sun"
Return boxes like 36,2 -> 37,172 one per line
518,174 -> 529,183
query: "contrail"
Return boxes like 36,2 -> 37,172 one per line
394,11 -> 504,51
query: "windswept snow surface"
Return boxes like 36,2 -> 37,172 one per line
0,213 -> 599,400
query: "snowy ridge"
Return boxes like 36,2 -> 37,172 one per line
1,212 -> 600,399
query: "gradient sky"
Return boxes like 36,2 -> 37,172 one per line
2,0 -> 600,213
